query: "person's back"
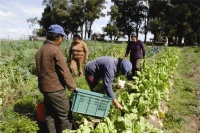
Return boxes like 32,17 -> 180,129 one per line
36,41 -> 70,92
84,56 -> 132,110
35,24 -> 77,133
86,56 -> 118,77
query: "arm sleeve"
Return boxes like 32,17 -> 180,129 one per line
103,66 -> 115,100
140,41 -> 146,57
125,43 -> 130,57
55,49 -> 77,91
82,41 -> 88,60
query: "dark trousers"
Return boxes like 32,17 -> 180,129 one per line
130,58 -> 141,77
84,71 -> 99,91
43,90 -> 73,133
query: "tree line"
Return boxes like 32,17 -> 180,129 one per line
27,0 -> 200,45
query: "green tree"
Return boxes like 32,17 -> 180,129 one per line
148,18 -> 163,42
37,29 -> 46,36
51,0 -> 71,35
189,2 -> 200,44
68,0 -> 85,37
170,1 -> 200,45
148,0 -> 168,42
111,0 -> 135,42
39,0 -> 106,40
102,22 -> 119,41
39,0 -> 71,37
149,0 -> 200,45
110,0 -> 147,42
84,0 -> 106,40
38,5 -> 52,36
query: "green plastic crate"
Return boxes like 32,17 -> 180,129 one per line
71,88 -> 112,118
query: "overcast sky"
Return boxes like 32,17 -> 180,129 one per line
0,0 -> 152,41
0,0 -> 113,40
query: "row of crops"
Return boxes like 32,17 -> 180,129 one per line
63,46 -> 180,132
0,40 -> 179,132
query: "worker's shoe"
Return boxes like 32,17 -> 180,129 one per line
78,72 -> 83,77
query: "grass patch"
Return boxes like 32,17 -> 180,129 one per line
194,46 -> 200,53
164,46 -> 200,132
75,76 -> 89,90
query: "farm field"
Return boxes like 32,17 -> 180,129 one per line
0,40 -> 199,133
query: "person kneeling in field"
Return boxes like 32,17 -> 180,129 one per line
84,56 -> 132,110
35,24 -> 77,133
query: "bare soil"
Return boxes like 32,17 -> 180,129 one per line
184,62 -> 200,133
145,100 -> 169,129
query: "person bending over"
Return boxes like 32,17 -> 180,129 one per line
84,56 -> 132,110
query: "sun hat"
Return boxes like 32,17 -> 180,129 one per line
120,60 -> 132,77
48,24 -> 66,36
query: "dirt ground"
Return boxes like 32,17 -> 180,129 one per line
145,100 -> 168,129
184,61 -> 200,133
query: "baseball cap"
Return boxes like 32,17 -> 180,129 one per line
48,24 -> 66,36
120,60 -> 132,77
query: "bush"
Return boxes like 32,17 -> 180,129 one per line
13,96 -> 36,117
194,47 -> 200,53
0,115 -> 39,133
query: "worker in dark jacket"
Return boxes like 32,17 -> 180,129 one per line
35,24 -> 77,133
84,56 -> 132,110
125,35 -> 146,77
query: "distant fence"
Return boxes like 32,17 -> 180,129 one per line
28,35 -> 45,41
